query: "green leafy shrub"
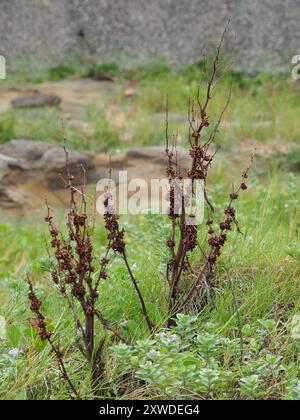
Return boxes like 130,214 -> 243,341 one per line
112,314 -> 300,400
48,64 -> 76,80
86,62 -> 120,79
131,60 -> 171,82
48,64 -> 77,81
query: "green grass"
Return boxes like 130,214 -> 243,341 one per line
86,62 -> 120,79
0,113 -> 15,144
48,64 -> 78,81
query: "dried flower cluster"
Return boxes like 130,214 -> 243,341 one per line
27,277 -> 80,399
28,143 -> 124,398
28,144 -> 154,398
165,26 -> 252,325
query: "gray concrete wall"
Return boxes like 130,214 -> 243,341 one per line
0,0 -> 299,74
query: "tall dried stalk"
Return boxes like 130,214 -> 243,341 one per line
165,25 -> 252,326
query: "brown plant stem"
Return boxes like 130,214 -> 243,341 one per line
121,250 -> 154,333
48,337 -> 81,400
27,278 -> 80,400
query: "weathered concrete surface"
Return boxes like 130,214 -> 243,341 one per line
0,0 -> 299,74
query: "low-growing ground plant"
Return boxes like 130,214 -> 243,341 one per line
112,314 -> 300,400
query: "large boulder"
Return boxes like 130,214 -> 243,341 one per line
125,146 -> 190,167
0,142 -> 192,211
0,140 -> 51,169
0,154 -> 17,181
11,93 -> 61,109
0,139 -> 96,189
0,186 -> 34,209
94,146 -> 192,184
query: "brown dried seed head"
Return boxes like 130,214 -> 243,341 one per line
230,192 -> 238,200
167,239 -> 175,248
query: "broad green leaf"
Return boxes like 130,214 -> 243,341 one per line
6,324 -> 22,347
291,315 -> 300,340
182,355 -> 199,367
126,320 -> 139,334
285,243 -> 300,261
34,337 -> 48,353
14,389 -> 27,400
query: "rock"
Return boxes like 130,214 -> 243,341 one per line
125,147 -> 168,164
94,152 -> 126,169
0,154 -> 17,181
0,160 -> 9,182
0,140 -> 51,169
40,147 -> 95,189
91,73 -> 114,82
0,186 -> 33,209
0,139 -> 96,189
125,146 -> 190,167
93,146 -> 192,187
0,78 -> 118,119
11,93 -> 61,109
0,142 -> 193,211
